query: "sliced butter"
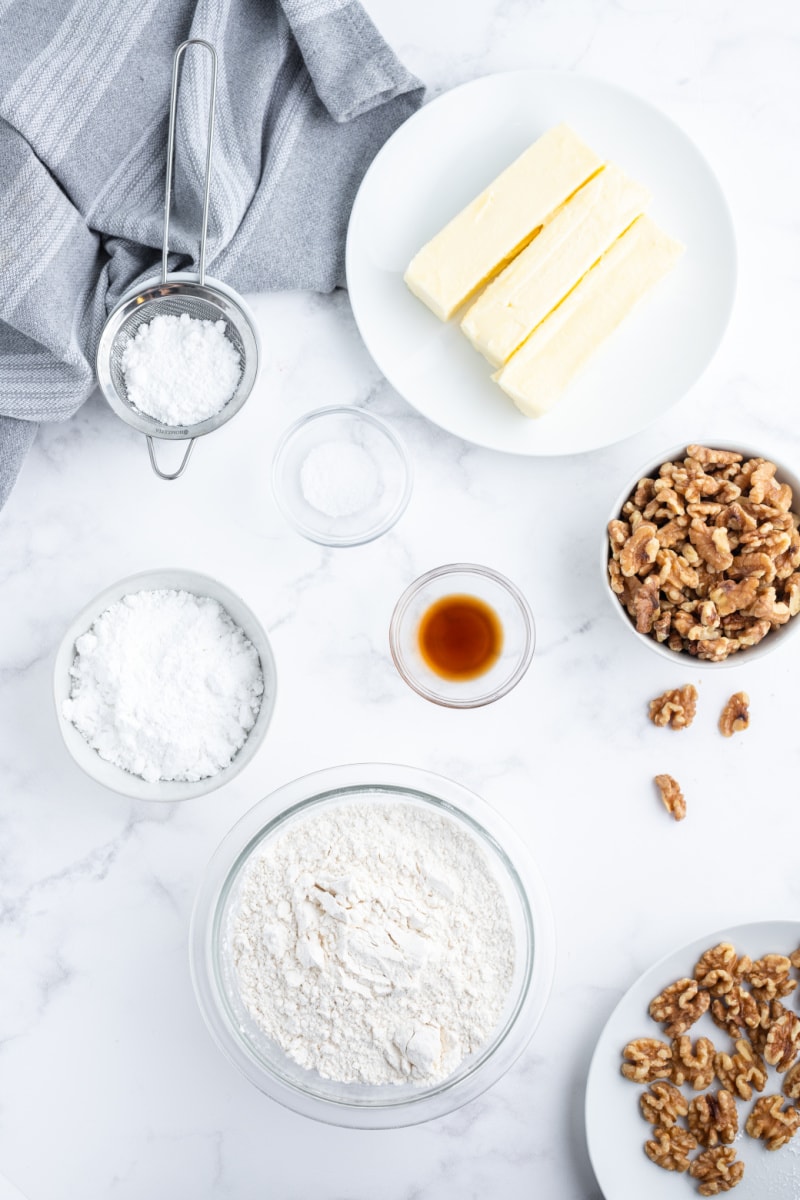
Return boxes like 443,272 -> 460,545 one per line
403,124 -> 603,321
494,215 -> 684,418
461,164 -> 651,367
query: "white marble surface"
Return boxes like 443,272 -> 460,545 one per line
2,2 -> 800,1197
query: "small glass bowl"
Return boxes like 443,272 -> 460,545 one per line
272,406 -> 412,547
390,564 -> 535,708
189,763 -> 555,1129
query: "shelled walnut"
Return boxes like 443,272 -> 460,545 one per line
687,1090 -> 738,1147
688,1146 -> 745,1195
745,1094 -> 800,1150
650,979 -> 709,1037
649,684 -> 698,730
694,944 -> 750,997
746,954 -> 797,1002
710,986 -> 760,1040
748,999 -> 787,1054
672,1036 -> 715,1090
763,1007 -> 800,1073
783,1061 -> 800,1101
607,447 -> 800,659
714,1039 -> 767,1101
622,1038 -> 674,1082
644,1124 -> 697,1172
718,692 -> 749,737
655,774 -> 686,822
640,1081 -> 689,1127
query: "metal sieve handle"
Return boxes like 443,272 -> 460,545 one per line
162,39 -> 218,288
146,436 -> 196,481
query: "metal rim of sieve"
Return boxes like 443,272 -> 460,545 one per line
94,39 -> 260,480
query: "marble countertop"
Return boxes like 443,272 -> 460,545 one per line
2,1 -> 800,1198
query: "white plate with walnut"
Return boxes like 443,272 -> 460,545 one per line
346,70 -> 735,455
586,923 -> 800,1198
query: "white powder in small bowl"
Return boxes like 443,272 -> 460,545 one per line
299,440 -> 380,518
121,312 -> 242,427
62,589 -> 264,783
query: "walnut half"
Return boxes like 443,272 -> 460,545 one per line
745,1094 -> 800,1150
644,1124 -> 697,1172
719,692 -> 750,738
694,943 -> 750,997
650,978 -> 709,1038
714,1038 -> 767,1101
746,954 -> 797,1002
783,1061 -> 800,1101
689,1146 -> 745,1196
672,1035 -> 715,1089
655,774 -> 686,822
687,1089 -> 738,1148
622,1038 -> 674,1083
640,1081 -> 689,1127
649,684 -> 698,730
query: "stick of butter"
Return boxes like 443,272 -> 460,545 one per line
493,215 -> 684,418
461,164 -> 651,367
403,124 -> 603,321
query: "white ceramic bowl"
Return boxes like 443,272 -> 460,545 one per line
190,763 -> 555,1129
53,569 -> 277,800
603,441 -> 800,667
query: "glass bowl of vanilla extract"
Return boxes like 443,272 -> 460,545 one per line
389,563 -> 535,708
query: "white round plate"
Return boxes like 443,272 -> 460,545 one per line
346,70 -> 736,456
586,921 -> 800,1199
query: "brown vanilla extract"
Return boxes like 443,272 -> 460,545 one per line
418,594 -> 503,681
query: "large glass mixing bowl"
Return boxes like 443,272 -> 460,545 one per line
190,763 -> 555,1128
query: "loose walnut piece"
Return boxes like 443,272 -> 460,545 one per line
635,575 -> 661,634
622,1038 -> 674,1082
714,1039 -> 767,1101
620,522 -> 660,577
654,774 -> 686,822
644,1124 -> 698,1172
790,946 -> 800,970
718,692 -> 749,738
764,1007 -> 800,1072
748,999 -> 785,1054
746,955 -> 797,1002
689,1147 -> 745,1196
640,1081 -> 689,1127
672,1036 -> 716,1089
694,943 -> 750,997
687,1090 -> 738,1148
687,446 -> 743,468
783,1061 -> 800,1101
745,1094 -> 800,1150
710,986 -> 760,1040
649,684 -> 698,730
650,979 -> 709,1037
607,447 -> 800,659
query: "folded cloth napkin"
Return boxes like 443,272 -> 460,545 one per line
0,0 -> 423,508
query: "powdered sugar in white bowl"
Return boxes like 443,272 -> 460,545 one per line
54,570 -> 277,801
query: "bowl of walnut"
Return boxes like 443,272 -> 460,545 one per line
604,443 -> 800,665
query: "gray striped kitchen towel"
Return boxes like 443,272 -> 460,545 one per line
0,0 -> 423,508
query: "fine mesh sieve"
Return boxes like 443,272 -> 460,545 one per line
95,39 -> 259,480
